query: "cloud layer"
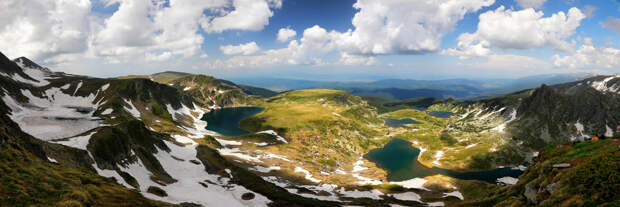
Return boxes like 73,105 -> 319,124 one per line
553,38 -> 620,69
443,6 -> 585,59
0,0 -> 617,77
0,0 -> 282,65
220,42 -> 261,55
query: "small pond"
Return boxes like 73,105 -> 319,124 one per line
411,106 -> 426,111
201,107 -> 263,136
364,138 -> 524,183
385,118 -> 422,128
427,111 -> 453,118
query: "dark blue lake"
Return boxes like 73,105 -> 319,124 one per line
427,111 -> 453,118
201,107 -> 263,136
385,118 -> 422,128
364,138 -> 523,183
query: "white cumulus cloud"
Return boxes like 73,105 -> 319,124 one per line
0,0 -> 92,61
443,6 -> 585,59
277,27 -> 297,42
332,0 -> 495,55
217,0 -> 495,67
200,0 -> 282,33
553,38 -> 620,69
220,42 -> 261,55
0,0 -> 282,67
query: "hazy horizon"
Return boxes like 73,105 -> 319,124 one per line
1,0 -> 619,80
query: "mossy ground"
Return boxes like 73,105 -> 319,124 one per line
0,142 -> 175,207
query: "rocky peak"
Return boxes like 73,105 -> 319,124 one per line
13,57 -> 52,73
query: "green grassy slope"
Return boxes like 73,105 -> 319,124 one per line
0,140 -> 177,207
458,138 -> 620,207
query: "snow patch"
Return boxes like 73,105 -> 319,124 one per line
391,192 -> 422,202
249,165 -> 281,173
590,75 -> 619,93
261,153 -> 291,162
352,158 -> 368,172
294,167 -> 321,183
54,131 -> 97,150
218,148 -> 263,163
427,202 -> 445,206
13,60 -> 51,86
123,99 -> 141,120
511,165 -> 527,171
432,151 -> 444,166
573,121 -> 590,141
336,187 -> 383,199
443,191 -> 464,200
73,81 -> 83,95
215,138 -> 243,146
352,173 -> 382,185
257,130 -> 288,143
605,124 -> 613,137
100,83 -> 110,91
101,108 -> 113,115
389,178 -> 429,190
144,141 -> 271,206
166,103 -> 214,138
2,87 -> 103,140
171,135 -> 197,145
492,109 -> 517,132
496,176 -> 519,185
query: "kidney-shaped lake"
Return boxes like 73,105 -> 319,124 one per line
364,138 -> 524,184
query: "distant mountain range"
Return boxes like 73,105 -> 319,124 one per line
233,73 -> 596,100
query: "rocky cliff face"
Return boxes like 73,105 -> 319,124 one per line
434,77 -> 620,149
168,74 -> 256,109
512,82 -> 620,148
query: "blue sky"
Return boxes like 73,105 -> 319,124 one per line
1,0 -> 620,81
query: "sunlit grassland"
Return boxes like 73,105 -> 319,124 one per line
230,89 -> 386,181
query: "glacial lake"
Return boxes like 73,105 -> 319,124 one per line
385,118 -> 422,128
364,138 -> 524,183
427,111 -> 453,118
201,107 -> 264,136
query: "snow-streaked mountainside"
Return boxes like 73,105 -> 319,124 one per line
0,53 -> 338,206
432,75 -> 620,149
